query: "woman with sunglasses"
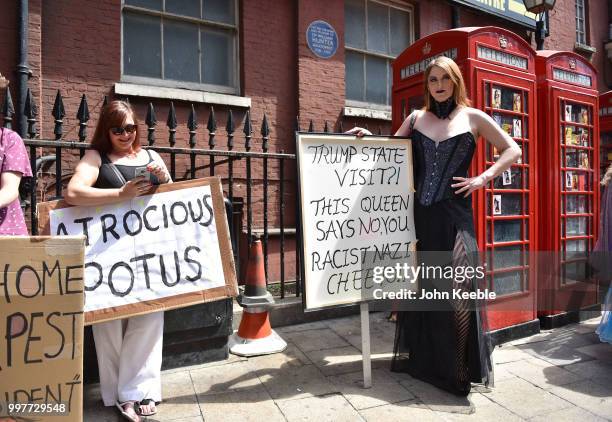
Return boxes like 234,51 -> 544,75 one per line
66,100 -> 171,422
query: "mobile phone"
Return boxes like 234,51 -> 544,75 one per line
134,166 -> 151,181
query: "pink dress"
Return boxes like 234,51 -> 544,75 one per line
0,128 -> 33,235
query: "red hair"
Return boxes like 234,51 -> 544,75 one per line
90,100 -> 141,155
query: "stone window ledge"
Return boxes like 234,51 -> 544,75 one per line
343,103 -> 392,121
114,82 -> 251,108
574,43 -> 597,55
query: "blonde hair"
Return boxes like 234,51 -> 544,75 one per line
423,56 -> 471,110
602,164 -> 612,187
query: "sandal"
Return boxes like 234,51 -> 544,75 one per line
138,399 -> 157,416
116,401 -> 140,422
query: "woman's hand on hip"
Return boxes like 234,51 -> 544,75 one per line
451,175 -> 487,197
119,177 -> 152,199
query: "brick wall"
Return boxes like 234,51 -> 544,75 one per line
538,0 -> 611,90
0,1 -> 18,112
297,0 -> 345,131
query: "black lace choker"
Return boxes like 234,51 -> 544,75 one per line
430,98 -> 457,119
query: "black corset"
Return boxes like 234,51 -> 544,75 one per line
412,130 -> 476,206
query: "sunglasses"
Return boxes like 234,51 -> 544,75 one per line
110,124 -> 137,135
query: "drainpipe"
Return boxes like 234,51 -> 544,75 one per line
17,0 -> 29,138
451,5 -> 460,29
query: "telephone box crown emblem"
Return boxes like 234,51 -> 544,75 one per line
568,58 -> 577,70
422,42 -> 431,55
499,35 -> 508,49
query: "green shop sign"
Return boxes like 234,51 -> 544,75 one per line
451,0 -> 537,29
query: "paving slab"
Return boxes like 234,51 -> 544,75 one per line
358,399 -> 446,422
82,384 -> 120,422
246,342 -> 311,372
83,312 -> 612,421
434,400 -> 524,422
576,342 -> 612,363
276,393 -> 364,422
327,368 -> 415,410
501,358 -> 586,388
198,384 -> 286,422
154,371 -> 202,421
514,334 -> 596,366
399,376 -> 474,415
529,406 -> 608,422
258,364 -> 338,401
282,328 -> 350,352
276,321 -> 329,334
483,377 -> 573,419
190,360 -> 263,396
305,345 -> 391,376
490,344 -> 533,364
561,359 -> 612,387
548,380 -> 612,420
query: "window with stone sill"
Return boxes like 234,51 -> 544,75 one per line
121,0 -> 239,95
575,0 -> 588,46
345,0 -> 414,107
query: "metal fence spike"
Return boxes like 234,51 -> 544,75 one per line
261,113 -> 269,151
24,88 -> 37,138
226,109 -> 234,149
207,106 -> 217,132
188,105 -> 197,148
1,87 -> 15,129
207,107 -> 216,149
188,104 -> 198,131
52,90 -> 65,138
167,102 -> 177,147
146,103 -> 156,146
52,90 -> 65,120
243,110 -> 252,150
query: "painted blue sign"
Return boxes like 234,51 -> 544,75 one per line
306,20 -> 338,59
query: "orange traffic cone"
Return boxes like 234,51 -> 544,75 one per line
229,236 -> 287,356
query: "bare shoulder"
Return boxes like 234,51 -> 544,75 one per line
462,106 -> 488,120
81,149 -> 102,167
148,149 -> 167,164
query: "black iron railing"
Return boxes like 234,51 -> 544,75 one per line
0,88 -> 331,299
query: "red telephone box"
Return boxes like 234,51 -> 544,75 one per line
535,51 -> 600,327
392,27 -> 538,333
600,90 -> 612,172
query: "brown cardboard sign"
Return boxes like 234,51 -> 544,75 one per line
37,177 -> 238,325
0,236 -> 85,422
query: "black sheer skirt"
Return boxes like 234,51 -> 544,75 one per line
391,197 -> 493,396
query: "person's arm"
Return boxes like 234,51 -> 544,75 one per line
146,150 -> 172,183
65,149 -> 151,206
394,111 -> 418,137
0,171 -> 22,208
452,108 -> 521,197
345,111 -> 418,138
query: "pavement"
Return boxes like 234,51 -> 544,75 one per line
83,313 -> 612,421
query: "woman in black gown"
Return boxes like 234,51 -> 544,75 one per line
350,57 -> 521,396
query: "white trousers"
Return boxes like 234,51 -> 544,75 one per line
92,312 -> 164,406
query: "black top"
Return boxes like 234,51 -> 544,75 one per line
412,129 -> 476,206
93,149 -> 158,188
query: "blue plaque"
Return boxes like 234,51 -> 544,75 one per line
306,20 -> 338,59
